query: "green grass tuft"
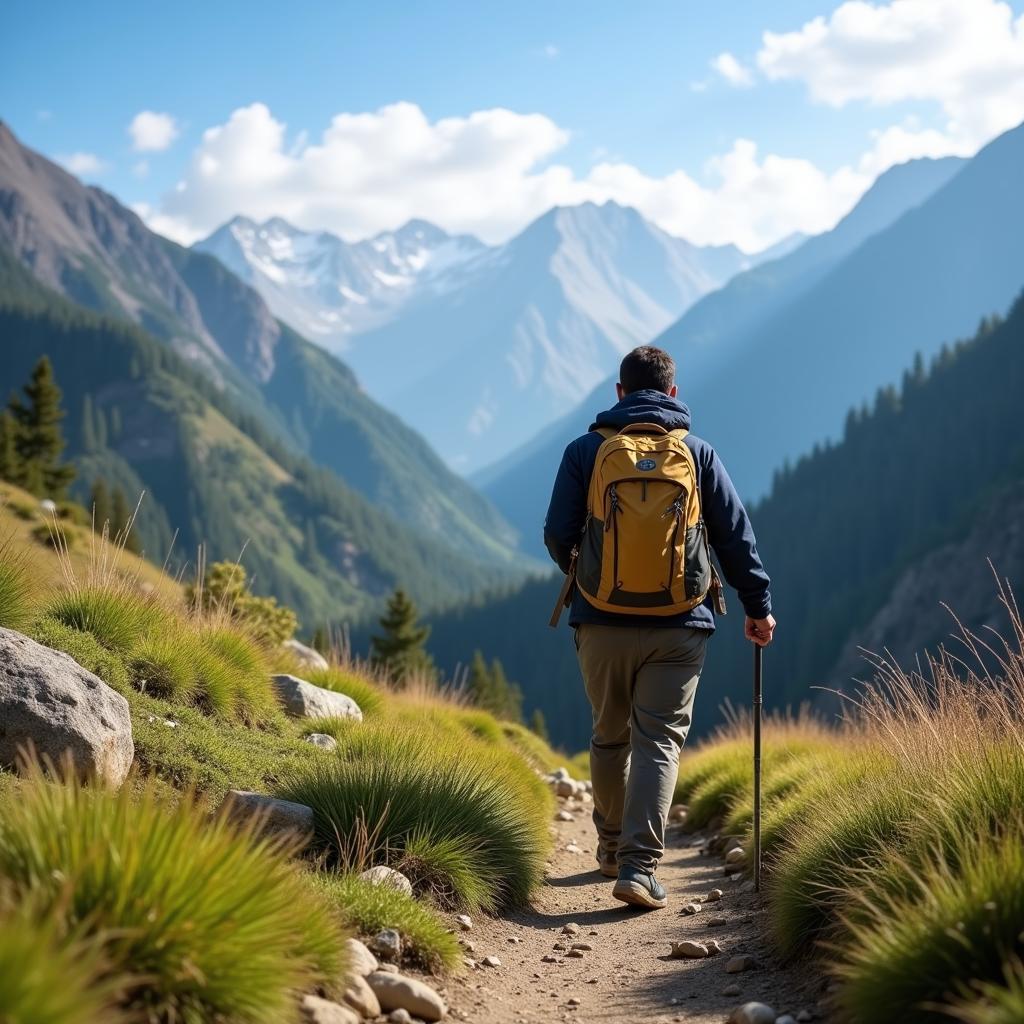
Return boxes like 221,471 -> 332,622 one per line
0,771 -> 346,1023
43,585 -> 165,654
311,872 -> 461,974
0,544 -> 32,630
397,828 -> 490,911
280,723 -> 549,911
30,615 -> 131,692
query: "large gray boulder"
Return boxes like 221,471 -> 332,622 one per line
0,627 -> 133,786
222,790 -> 314,838
272,674 -> 362,721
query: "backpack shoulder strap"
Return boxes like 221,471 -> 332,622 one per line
668,427 -> 690,442
594,426 -> 618,441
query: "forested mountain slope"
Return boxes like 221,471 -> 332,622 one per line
0,250 -> 502,624
428,291 -> 1024,749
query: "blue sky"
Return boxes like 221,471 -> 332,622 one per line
5,0 -> 1024,250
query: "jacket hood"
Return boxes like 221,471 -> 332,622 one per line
590,389 -> 691,433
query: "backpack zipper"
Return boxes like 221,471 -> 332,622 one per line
663,494 -> 685,591
607,484 -> 621,590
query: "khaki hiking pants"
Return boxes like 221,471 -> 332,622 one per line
575,623 -> 708,875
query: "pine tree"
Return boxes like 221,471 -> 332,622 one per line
111,487 -> 140,553
370,588 -> 435,686
90,478 -> 112,534
81,395 -> 97,452
9,357 -> 76,498
466,649 -> 522,721
530,708 -> 549,743
0,411 -> 21,484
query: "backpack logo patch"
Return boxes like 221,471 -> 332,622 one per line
636,458 -> 657,471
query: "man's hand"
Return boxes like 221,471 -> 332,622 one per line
745,614 -> 776,647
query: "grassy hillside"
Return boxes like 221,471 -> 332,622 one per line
0,506 -> 568,1021
674,588 -> 1024,1022
0,259 -> 507,625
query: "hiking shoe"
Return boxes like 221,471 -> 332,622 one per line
612,866 -> 667,909
596,848 -> 618,878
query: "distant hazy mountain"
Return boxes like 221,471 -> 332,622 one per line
0,121 -> 522,570
197,202 -> 757,471
480,150 -> 973,553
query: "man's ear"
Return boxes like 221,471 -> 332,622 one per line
669,384 -> 678,398
615,382 -> 625,400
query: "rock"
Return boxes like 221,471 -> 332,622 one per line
342,974 -> 381,1018
565,843 -> 582,854
272,673 -> 362,721
551,767 -> 571,781
389,1011 -> 413,1024
222,790 -> 314,837
369,929 -> 402,962
723,984 -> 741,997
360,865 -> 414,896
796,1012 -> 813,1022
566,949 -> 585,959
0,627 -> 134,786
707,916 -> 729,927
556,809 -> 575,822
725,955 -> 758,974
481,955 -> 501,967
456,914 -> 473,931
366,972 -> 447,1022
553,943 -> 567,952
304,732 -> 338,751
681,902 -> 702,915
300,994 -> 360,1024
283,638 -> 330,671
541,955 -> 558,963
568,997 -> 581,1006
554,779 -> 575,798
728,1002 -> 777,1024
707,888 -> 724,901
725,847 -> 746,864
670,940 -> 708,959
776,1016 -> 797,1024
571,942 -> 593,951
507,935 -> 523,944
344,937 -> 379,977
706,940 -> 723,955
561,923 -> 581,935
669,803 -> 688,823
376,963 -> 399,974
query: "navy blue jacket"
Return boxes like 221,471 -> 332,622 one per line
543,390 -> 772,630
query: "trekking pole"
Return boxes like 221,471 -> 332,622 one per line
753,642 -> 763,893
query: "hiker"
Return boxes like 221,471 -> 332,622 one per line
544,345 -> 774,909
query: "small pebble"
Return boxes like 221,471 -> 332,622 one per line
556,810 -> 575,822
568,997 -> 581,1006
728,1003 -> 776,1024
553,943 -> 568,951
571,942 -> 593,951
707,916 -> 729,927
670,940 -> 708,959
707,888 -> 724,901
507,936 -> 523,944
796,1012 -> 814,1022
566,949 -> 585,959
482,955 -> 501,968
562,923 -> 581,936
681,902 -> 702,915
725,955 -> 758,974
776,1016 -> 797,1024
456,914 -> 473,931
723,983 -> 741,996
706,939 -> 723,955
541,955 -> 558,963
389,1010 -> 413,1024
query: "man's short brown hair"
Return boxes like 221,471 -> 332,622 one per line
619,345 -> 676,394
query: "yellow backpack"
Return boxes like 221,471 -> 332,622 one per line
575,423 -> 720,616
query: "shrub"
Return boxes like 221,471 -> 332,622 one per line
43,585 -> 164,654
305,666 -> 385,717
280,724 -> 549,911
0,543 -> 32,630
836,826 -> 1024,1024
0,771 -> 346,1023
311,873 -> 460,973
30,616 -> 130,692
0,898 -> 122,1024
188,561 -> 297,646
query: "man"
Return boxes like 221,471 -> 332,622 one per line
544,345 -> 774,910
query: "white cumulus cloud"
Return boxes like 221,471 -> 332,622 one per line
129,110 -> 180,152
758,0 -> 1024,161
711,51 -> 754,87
59,152 -> 105,176
140,101 -> 871,252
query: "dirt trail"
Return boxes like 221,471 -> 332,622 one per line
443,803 -> 824,1024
